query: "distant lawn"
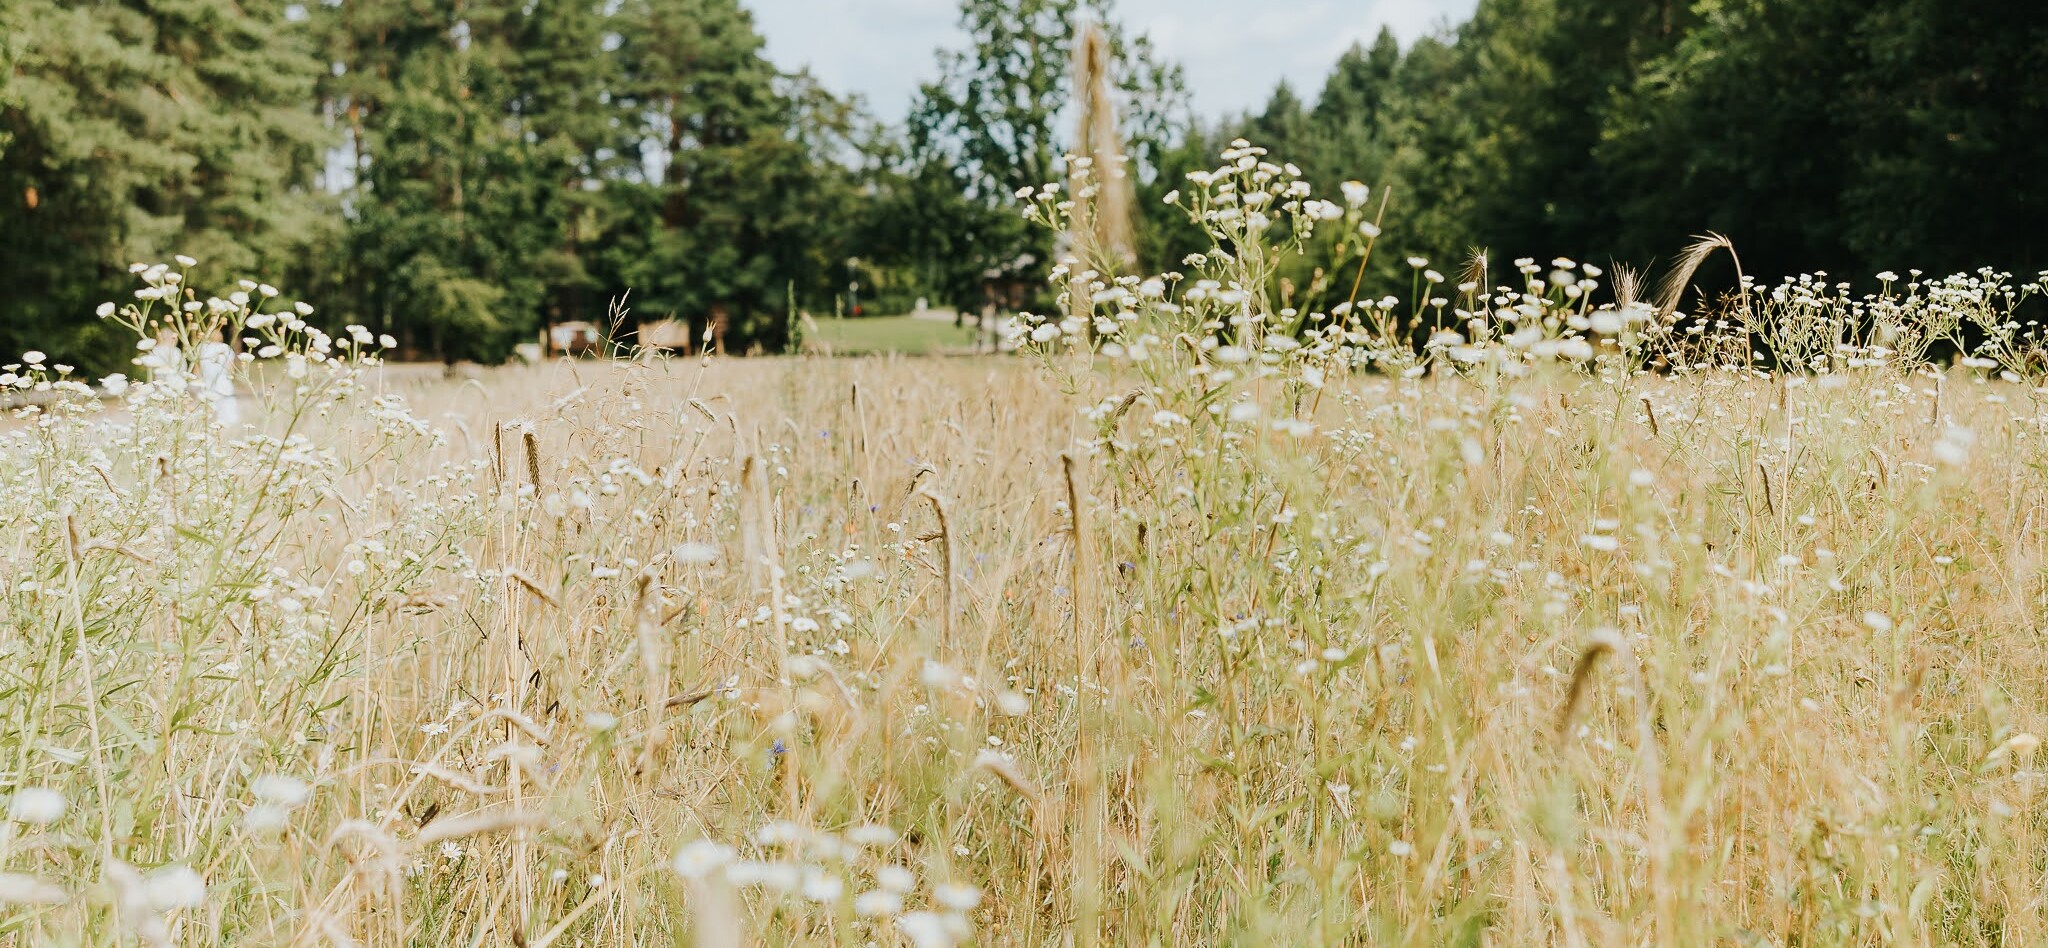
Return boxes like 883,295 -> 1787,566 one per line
801,315 -> 984,355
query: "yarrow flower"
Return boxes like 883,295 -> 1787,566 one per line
670,840 -> 735,879
7,788 -> 64,825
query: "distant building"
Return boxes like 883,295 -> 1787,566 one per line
638,318 -> 694,353
547,321 -> 602,356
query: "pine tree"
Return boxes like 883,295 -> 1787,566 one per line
0,0 -> 328,367
312,0 -> 626,360
596,0 -> 863,351
906,0 -> 1188,307
1310,29 -> 1402,185
1836,0 -> 2048,278
510,0 -> 628,331
1245,82 -> 1311,168
1598,0 -> 1866,283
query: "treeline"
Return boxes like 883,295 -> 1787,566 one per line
1219,0 -> 2047,299
4,0 -> 874,364
3,0 -> 2042,368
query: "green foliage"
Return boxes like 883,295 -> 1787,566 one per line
5,0 -> 2043,364
1600,0 -> 2048,283
597,0 -> 866,352
303,0 -> 867,359
315,0 -> 615,361
0,0 -> 327,370
1260,0 -> 2045,296
899,0 -> 1190,309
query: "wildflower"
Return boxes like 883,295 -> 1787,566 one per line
8,787 -> 65,825
243,805 -> 288,834
854,888 -> 903,917
920,660 -> 961,690
1340,181 -> 1369,208
897,910 -> 970,948
847,824 -> 900,847
0,873 -> 65,905
22,351 -> 43,366
1933,426 -> 1974,466
251,774 -> 311,807
141,865 -> 206,911
174,254 -> 197,268
801,869 -> 844,902
672,542 -> 719,565
726,860 -> 802,892
753,820 -> 804,847
671,840 -> 735,879
875,864 -> 915,892
935,882 -> 982,911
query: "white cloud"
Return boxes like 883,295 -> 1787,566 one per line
746,0 -> 1477,121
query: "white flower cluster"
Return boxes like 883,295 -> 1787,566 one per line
671,821 -> 981,947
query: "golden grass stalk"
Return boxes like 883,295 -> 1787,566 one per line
1555,631 -> 1620,741
1655,232 -> 1743,318
1068,20 -> 1134,272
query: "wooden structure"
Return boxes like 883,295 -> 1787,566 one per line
547,321 -> 602,357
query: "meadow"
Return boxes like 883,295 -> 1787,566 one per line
5,144 -> 2048,946
802,315 -> 988,357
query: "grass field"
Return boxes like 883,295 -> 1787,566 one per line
9,338 -> 2048,945
802,314 -> 987,355
5,151 -> 2048,945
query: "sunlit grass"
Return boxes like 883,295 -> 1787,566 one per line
4,141 -> 2048,946
804,315 -> 985,356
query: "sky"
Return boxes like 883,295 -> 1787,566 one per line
747,0 -> 1480,123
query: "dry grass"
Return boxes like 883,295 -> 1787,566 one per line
7,145 -> 2048,946
7,346 -> 2048,945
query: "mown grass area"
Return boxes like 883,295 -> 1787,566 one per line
802,314 -> 986,355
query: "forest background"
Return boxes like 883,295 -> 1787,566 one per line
2,0 -> 2041,367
